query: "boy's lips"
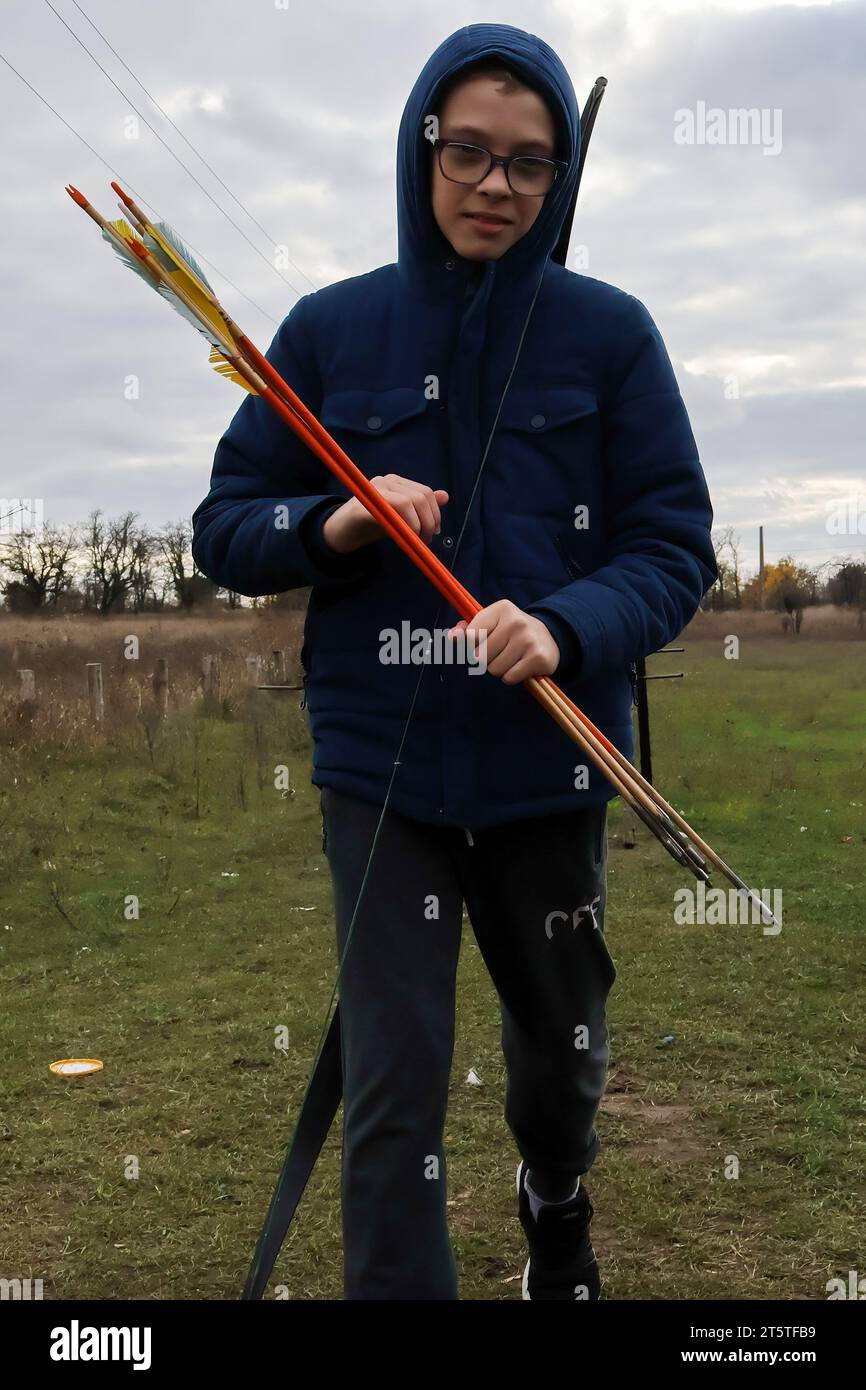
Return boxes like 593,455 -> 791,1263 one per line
462,211 -> 513,232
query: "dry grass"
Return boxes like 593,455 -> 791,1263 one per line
0,603 -> 862,749
687,604 -> 865,641
0,610 -> 305,747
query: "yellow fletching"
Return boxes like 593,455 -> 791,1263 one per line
107,216 -> 141,246
209,345 -> 259,395
142,221 -> 239,354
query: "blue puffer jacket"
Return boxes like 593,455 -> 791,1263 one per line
192,22 -> 717,830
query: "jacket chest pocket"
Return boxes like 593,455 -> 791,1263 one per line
488,387 -> 601,588
498,386 -> 599,441
494,385 -> 600,501
319,387 -> 431,458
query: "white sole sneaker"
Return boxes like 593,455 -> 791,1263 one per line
517,1158 -> 592,1300
517,1162 -> 531,1299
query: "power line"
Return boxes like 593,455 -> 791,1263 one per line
69,0 -> 319,294
0,49 -> 278,327
43,0 -> 311,301
0,503 -> 35,530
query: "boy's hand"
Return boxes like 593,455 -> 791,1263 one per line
322,476 -> 449,553
449,601 -> 561,684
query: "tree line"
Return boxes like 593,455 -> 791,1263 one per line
707,527 -> 864,622
1,512 -> 862,620
0,511 -> 310,614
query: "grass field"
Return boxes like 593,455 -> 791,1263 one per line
0,621 -> 864,1300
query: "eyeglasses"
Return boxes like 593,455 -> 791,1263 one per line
432,139 -> 568,197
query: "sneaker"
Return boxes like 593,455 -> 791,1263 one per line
517,1160 -> 601,1300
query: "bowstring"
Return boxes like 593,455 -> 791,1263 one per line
296,256 -> 550,1111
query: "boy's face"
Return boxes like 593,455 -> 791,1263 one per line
431,74 -> 558,262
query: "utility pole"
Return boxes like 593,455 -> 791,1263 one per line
758,525 -> 765,611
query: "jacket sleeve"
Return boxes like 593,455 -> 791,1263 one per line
191,293 -> 377,597
526,294 -> 718,682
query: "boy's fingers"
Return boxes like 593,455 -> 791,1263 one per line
486,637 -> 527,680
390,479 -> 438,540
432,489 -> 448,530
467,616 -> 510,663
389,493 -> 422,534
413,490 -> 439,539
498,653 -> 538,685
465,602 -> 501,633
464,601 -> 511,643
369,478 -> 449,540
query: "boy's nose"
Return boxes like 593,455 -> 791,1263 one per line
475,165 -> 512,196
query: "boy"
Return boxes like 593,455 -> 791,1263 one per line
192,23 -> 717,1300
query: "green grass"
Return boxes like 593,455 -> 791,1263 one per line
0,638 -> 863,1300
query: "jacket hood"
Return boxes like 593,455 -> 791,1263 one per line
396,23 -> 581,291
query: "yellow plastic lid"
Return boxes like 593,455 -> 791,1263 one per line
50,1058 -> 104,1078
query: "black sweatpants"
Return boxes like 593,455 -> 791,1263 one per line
320,786 -> 617,1300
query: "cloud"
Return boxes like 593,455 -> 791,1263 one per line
0,0 -> 862,580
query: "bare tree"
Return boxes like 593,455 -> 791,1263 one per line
710,528 -> 732,611
708,527 -> 745,611
129,530 -> 157,611
1,524 -> 77,610
727,529 -> 742,607
84,510 -> 148,614
156,520 -> 217,608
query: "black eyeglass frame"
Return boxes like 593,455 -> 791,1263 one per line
432,138 -> 569,196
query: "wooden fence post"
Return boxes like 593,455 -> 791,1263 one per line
15,668 -> 37,726
86,662 -> 104,723
202,654 -> 221,704
17,669 -> 36,703
152,658 -> 169,717
271,649 -> 287,684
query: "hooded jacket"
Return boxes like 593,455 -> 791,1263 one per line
191,22 -> 717,830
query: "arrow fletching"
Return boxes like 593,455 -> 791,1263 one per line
67,183 -> 257,395
100,217 -> 157,289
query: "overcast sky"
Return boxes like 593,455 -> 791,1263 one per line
1,0 -> 863,575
